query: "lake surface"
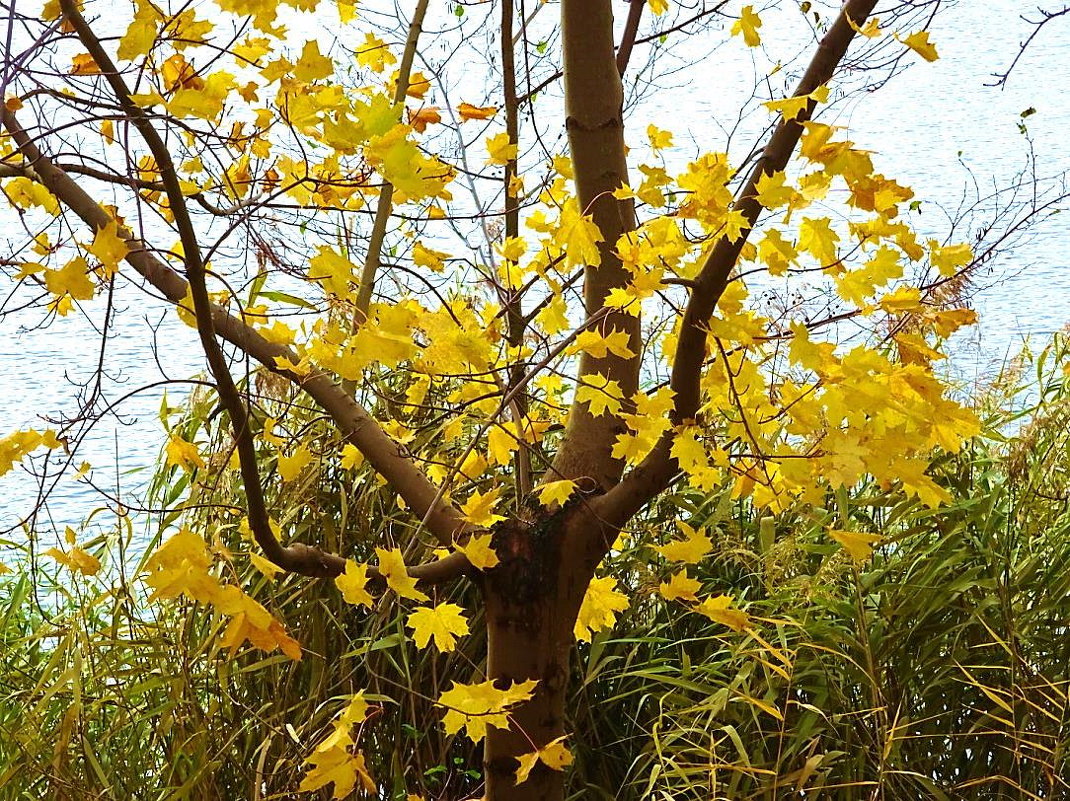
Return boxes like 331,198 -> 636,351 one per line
1,1 -> 1067,543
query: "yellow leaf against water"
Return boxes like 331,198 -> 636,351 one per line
294,40 -> 333,82
458,102 -> 498,121
575,373 -> 624,417
647,123 -> 673,149
848,14 -> 882,38
515,734 -> 574,785
336,559 -> 374,607
536,479 -> 576,508
117,0 -> 162,60
375,547 -> 429,602
659,571 -> 701,602
763,85 -> 829,123
694,594 -> 749,631
655,520 -> 712,564
45,257 -> 95,301
438,678 -> 538,743
828,529 -> 883,562
165,434 -> 204,472
798,216 -> 840,267
407,602 -> 470,651
277,444 -> 312,482
0,563 -> 10,574
460,487 -> 507,527
731,5 -> 762,47
929,240 -> 972,277
485,132 -> 518,165
901,30 -> 939,62
454,532 -> 500,569
44,546 -> 100,576
879,286 -> 924,314
70,53 -> 101,75
574,576 -> 630,641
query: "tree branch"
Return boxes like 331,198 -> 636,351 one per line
594,0 -> 880,528
2,115 -> 469,573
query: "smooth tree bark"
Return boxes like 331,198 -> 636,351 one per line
3,1 -> 880,799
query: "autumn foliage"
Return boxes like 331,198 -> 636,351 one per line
0,0 -> 992,798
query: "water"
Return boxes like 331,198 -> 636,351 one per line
1,1 -> 1068,541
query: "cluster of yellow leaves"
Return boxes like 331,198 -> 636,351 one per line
144,528 -> 302,659
515,735 -> 574,785
438,678 -> 537,742
651,521 -> 751,631
45,526 -> 100,576
0,428 -> 62,477
299,694 -> 376,799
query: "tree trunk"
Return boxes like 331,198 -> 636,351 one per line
482,515 -> 597,801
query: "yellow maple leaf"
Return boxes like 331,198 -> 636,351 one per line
575,373 -> 624,417
536,479 -> 577,508
166,434 -> 204,472
309,246 -> 357,297
828,529 -> 883,562
277,444 -> 312,482
647,123 -> 673,149
336,559 -> 374,607
356,31 -> 396,72
485,132 -> 518,165
44,257 -> 95,301
570,329 -> 636,360
487,424 -> 519,466
454,532 -> 500,570
574,576 -> 630,641
299,746 -> 376,798
375,547 -> 429,602
901,30 -> 939,62
407,602 -> 470,651
339,443 -> 365,470
438,679 -> 537,743
460,487 -> 507,527
294,40 -> 334,82
70,53 -> 101,75
515,734 -> 574,785
731,5 -> 762,47
44,546 -> 100,576
458,102 -> 497,121
659,571 -> 701,602
87,221 -> 129,276
655,520 -> 712,564
694,594 -> 749,631
249,551 -> 283,580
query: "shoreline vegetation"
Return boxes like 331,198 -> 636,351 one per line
3,334 -> 1070,799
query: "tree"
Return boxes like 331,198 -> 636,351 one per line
0,0 -> 985,798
